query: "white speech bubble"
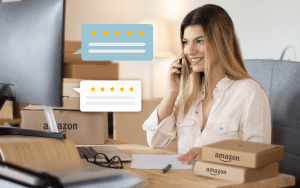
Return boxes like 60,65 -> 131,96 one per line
74,80 -> 141,112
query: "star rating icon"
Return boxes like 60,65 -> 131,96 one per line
91,87 -> 95,91
120,87 -> 124,91
129,87 -> 134,92
103,30 -> 108,36
126,31 -> 132,36
138,30 -> 144,36
115,30 -> 120,36
91,30 -> 96,36
100,87 -> 105,91
110,87 -> 115,91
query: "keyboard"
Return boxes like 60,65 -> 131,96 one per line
76,146 -> 131,162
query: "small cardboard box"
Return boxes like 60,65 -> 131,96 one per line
62,78 -> 82,98
0,101 -> 13,119
201,139 -> 284,169
21,101 -> 108,145
193,160 -> 279,183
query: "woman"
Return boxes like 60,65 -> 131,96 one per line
142,4 -> 271,165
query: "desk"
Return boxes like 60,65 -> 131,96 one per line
83,139 -> 296,188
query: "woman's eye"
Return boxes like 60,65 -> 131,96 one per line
197,40 -> 204,44
182,41 -> 188,45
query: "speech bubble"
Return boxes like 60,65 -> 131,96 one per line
73,80 -> 141,112
74,24 -> 153,61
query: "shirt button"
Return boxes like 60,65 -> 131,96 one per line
195,111 -> 198,114
215,89 -> 218,93
219,127 -> 223,132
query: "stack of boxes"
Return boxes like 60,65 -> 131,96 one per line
20,41 -> 119,145
21,78 -> 108,145
193,139 -> 284,183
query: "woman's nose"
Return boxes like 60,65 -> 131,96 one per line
186,44 -> 197,56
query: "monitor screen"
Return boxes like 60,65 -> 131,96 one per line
0,0 -> 65,107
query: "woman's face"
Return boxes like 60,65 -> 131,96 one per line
182,25 -> 205,73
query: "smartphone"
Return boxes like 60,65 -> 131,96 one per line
174,59 -> 182,81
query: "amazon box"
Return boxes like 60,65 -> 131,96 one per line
193,160 -> 279,183
21,98 -> 108,145
201,139 -> 284,169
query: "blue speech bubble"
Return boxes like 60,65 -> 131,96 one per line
74,24 -> 153,61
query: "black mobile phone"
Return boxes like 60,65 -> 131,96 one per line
174,59 -> 182,81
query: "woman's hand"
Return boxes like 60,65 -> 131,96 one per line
166,56 -> 182,96
177,147 -> 201,165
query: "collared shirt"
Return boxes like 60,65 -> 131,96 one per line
142,76 -> 272,154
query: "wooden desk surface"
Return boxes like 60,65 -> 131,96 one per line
84,139 -> 296,188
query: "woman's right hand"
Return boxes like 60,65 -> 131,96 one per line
167,56 -> 182,96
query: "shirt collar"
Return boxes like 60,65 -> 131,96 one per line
198,75 -> 235,102
215,75 -> 235,94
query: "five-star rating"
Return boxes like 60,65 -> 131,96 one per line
75,80 -> 141,112
90,30 -> 144,37
91,87 -> 134,92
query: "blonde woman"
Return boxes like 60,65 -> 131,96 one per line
142,4 -> 271,165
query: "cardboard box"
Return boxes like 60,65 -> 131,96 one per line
193,160 -> 279,183
63,63 -> 119,80
62,78 -> 82,98
0,101 -> 13,119
201,139 -> 284,169
25,97 -> 80,111
21,105 -> 108,145
64,41 -> 113,65
64,41 -> 82,63
113,99 -> 178,152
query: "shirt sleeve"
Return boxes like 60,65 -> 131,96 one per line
142,105 -> 177,149
242,86 -> 272,144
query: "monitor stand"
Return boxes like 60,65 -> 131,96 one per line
0,106 -> 65,139
43,106 -> 59,133
0,84 -> 65,139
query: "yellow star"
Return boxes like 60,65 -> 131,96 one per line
129,87 -> 134,92
115,30 -> 120,36
138,30 -> 144,36
91,87 -> 95,91
103,30 -> 108,36
91,30 -> 96,36
120,87 -> 124,91
110,87 -> 115,91
126,31 -> 132,36
100,87 -> 105,92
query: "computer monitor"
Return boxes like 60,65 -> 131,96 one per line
0,0 -> 65,134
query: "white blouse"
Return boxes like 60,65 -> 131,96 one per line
142,76 -> 272,154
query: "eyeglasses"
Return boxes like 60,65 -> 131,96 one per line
83,153 -> 123,169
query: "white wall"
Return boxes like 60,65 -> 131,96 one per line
65,0 -> 300,99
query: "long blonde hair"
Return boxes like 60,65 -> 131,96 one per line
177,4 -> 267,120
